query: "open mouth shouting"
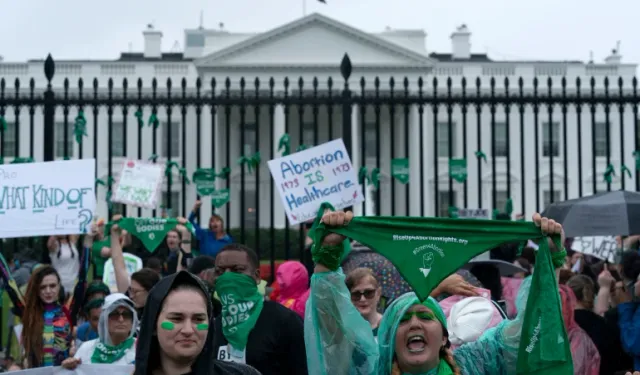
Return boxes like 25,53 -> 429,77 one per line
407,333 -> 426,353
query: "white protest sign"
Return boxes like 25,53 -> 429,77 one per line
458,208 -> 490,219
268,139 -> 363,225
0,159 -> 96,238
10,364 -> 134,375
103,253 -> 143,292
111,160 -> 163,208
571,236 -> 619,263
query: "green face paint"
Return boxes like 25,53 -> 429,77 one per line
196,323 -> 209,331
160,321 -> 175,330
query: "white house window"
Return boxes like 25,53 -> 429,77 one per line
2,121 -> 17,157
493,122 -> 508,157
161,191 -> 181,217
301,122 -> 315,147
542,122 -> 560,157
186,34 -> 205,47
242,123 -> 257,156
55,122 -> 74,158
594,122 -> 609,157
437,122 -> 456,157
111,121 -> 125,157
438,190 -> 457,217
543,190 -> 561,209
161,122 -> 180,158
364,122 -> 378,158
244,188 -> 257,228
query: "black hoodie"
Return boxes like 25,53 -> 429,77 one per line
134,271 -> 262,375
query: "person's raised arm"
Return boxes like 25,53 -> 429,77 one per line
110,215 -> 131,294
188,200 -> 206,241
47,235 -> 59,252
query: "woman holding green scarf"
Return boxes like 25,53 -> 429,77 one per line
306,211 -> 566,375
61,293 -> 138,368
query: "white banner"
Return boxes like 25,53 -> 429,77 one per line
111,160 -> 163,209
571,236 -> 619,263
0,159 -> 96,238
457,208 -> 490,219
9,364 -> 134,375
103,253 -> 143,293
268,139 -> 363,225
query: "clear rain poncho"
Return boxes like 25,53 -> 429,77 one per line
304,266 -> 532,375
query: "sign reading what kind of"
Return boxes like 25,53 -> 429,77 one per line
571,236 -> 620,263
267,139 -> 364,225
111,160 -> 163,209
0,159 -> 96,238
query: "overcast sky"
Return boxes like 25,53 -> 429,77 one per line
0,0 -> 636,69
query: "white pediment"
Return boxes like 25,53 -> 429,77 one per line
195,13 -> 434,68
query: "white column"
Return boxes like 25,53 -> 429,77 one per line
273,104 -> 286,228
350,104 -> 364,217
409,105 -> 421,216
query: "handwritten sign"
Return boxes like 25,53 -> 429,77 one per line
267,139 -> 363,225
571,236 -> 620,263
0,159 -> 96,238
9,364 -> 134,375
102,253 -> 143,292
111,160 -> 163,208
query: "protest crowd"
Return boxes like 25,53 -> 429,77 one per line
1,154 -> 640,375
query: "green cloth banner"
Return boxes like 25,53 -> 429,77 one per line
311,204 -> 571,374
449,158 -> 467,182
108,218 -> 194,252
211,189 -> 231,208
391,158 -> 410,184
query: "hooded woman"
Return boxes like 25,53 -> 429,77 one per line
275,261 -> 310,318
133,271 -> 261,375
61,293 -> 138,368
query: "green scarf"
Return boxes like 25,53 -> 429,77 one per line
90,337 -> 134,364
402,360 -> 452,375
312,203 -> 572,375
109,218 -> 194,252
216,272 -> 264,351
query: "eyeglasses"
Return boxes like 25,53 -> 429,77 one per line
128,287 -> 145,296
399,310 -> 436,323
350,289 -> 376,302
109,311 -> 133,321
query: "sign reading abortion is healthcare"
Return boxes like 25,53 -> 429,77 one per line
268,139 -> 363,225
0,159 -> 96,238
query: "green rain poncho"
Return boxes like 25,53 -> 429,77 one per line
304,205 -> 572,375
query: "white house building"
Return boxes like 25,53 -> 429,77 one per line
0,13 -> 637,229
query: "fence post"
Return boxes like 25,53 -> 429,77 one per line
43,54 -> 56,162
340,54 -> 353,156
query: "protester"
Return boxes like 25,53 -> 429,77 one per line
62,293 -> 138,367
305,210 -> 564,375
275,260 -> 310,318
212,244 -> 308,374
188,200 -> 233,257
558,284 -> 601,374
77,298 -> 104,344
345,267 -> 383,337
21,266 -> 74,368
165,219 -> 194,275
613,251 -> 640,371
133,271 -> 260,375
46,235 -> 80,296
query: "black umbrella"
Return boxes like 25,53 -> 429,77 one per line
541,190 -> 640,237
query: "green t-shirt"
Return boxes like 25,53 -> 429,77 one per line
92,236 -> 110,278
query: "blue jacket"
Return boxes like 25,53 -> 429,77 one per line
618,301 -> 640,370
188,212 -> 233,257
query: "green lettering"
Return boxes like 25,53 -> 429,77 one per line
32,184 -> 43,208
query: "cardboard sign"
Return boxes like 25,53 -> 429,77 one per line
268,139 -> 363,225
102,253 -> 143,292
111,160 -> 163,208
0,159 -> 96,238
571,236 -> 620,263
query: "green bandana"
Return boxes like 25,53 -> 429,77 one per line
216,272 -> 264,351
91,236 -> 111,277
516,234 -> 573,374
109,218 -> 194,252
90,337 -> 134,364
312,203 -> 571,375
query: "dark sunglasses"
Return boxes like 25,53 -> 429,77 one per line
350,289 -> 376,302
109,310 -> 133,320
400,310 -> 436,323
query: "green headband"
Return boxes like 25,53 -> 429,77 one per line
421,297 -> 448,330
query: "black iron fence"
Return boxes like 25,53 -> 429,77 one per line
1,54 -> 639,265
